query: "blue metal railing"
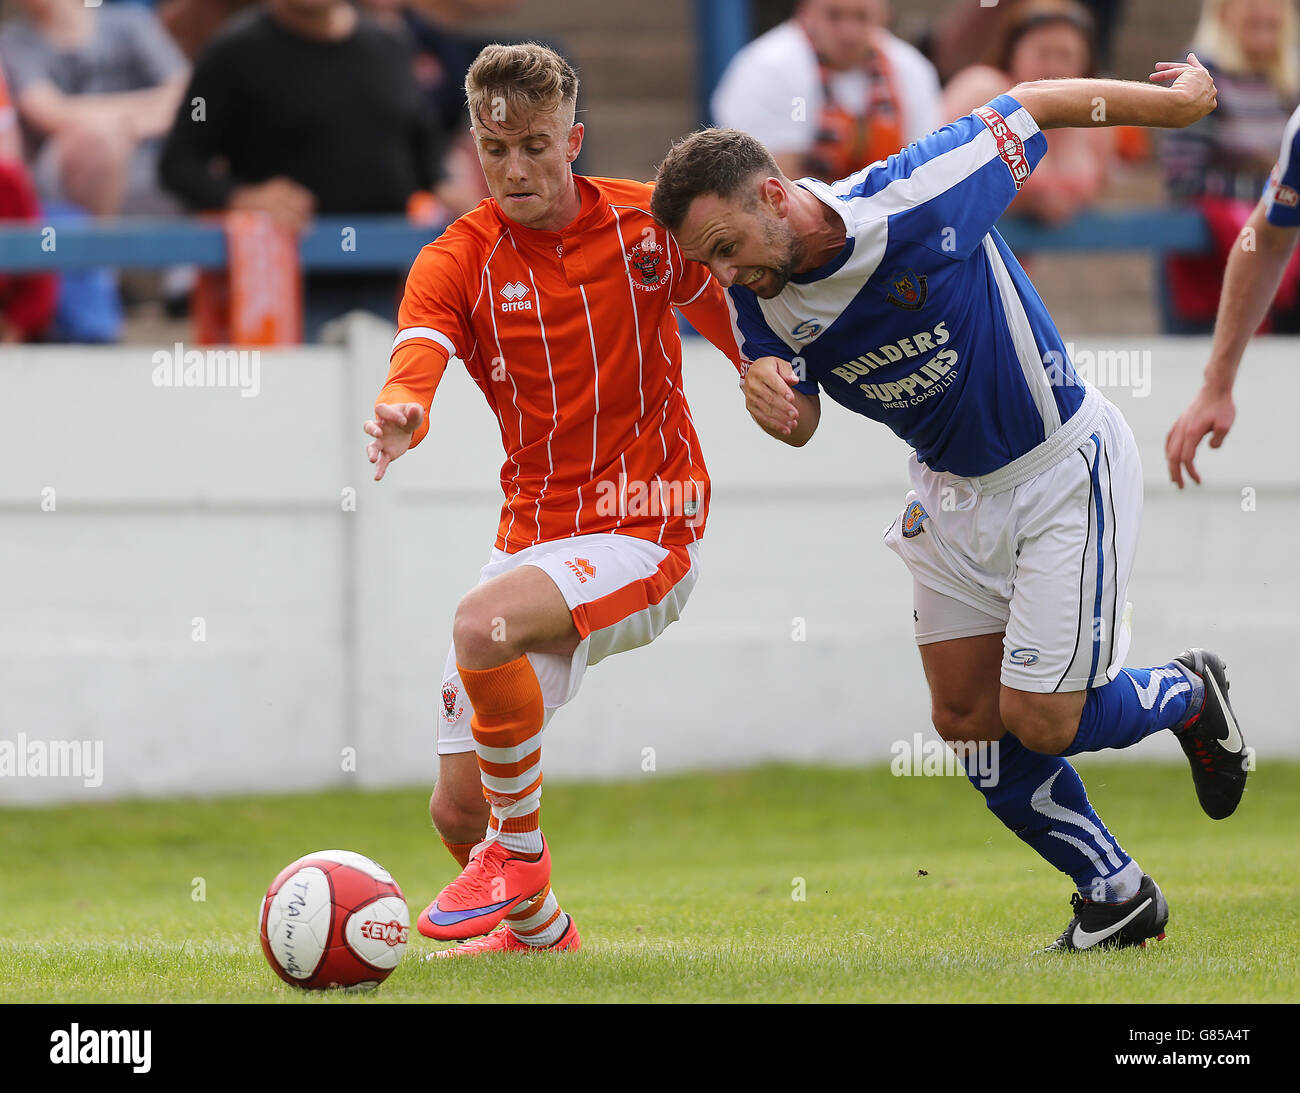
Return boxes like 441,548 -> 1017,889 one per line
0,216 -> 444,272
997,208 -> 1210,252
0,209 -> 1211,274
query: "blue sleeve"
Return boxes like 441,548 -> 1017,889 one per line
1265,106 -> 1300,228
728,286 -> 820,394
836,93 -> 1048,259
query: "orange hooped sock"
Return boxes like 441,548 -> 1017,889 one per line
457,655 -> 545,855
439,838 -> 478,869
505,885 -> 569,947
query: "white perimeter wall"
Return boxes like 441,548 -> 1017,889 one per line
1,315 -> 1296,804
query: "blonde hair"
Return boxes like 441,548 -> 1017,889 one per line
465,43 -> 580,132
1192,0 -> 1300,99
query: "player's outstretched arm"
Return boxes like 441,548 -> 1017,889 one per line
1011,53 -> 1217,131
743,356 -> 820,447
1166,200 -> 1300,488
363,402 -> 425,482
675,278 -> 749,377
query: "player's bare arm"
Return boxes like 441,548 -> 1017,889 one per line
1166,200 -> 1300,488
363,401 -> 424,481
1011,53 -> 1217,131
743,355 -> 821,446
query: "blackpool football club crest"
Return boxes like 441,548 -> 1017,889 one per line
442,682 -> 464,723
627,239 -> 667,292
886,269 -> 927,311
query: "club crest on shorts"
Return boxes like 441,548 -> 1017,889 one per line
885,269 -> 927,310
901,500 -> 930,537
442,683 -> 464,722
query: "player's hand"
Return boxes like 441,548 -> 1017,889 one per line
1148,53 -> 1218,127
364,402 -> 425,481
1165,385 -> 1235,489
742,356 -> 802,437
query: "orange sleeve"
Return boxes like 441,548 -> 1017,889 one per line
377,341 -> 448,449
376,224 -> 477,448
668,234 -> 747,375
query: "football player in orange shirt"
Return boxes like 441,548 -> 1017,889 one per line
364,43 -> 745,955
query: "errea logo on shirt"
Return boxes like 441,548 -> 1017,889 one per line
499,281 -> 533,312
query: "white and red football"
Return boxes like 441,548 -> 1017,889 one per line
259,849 -> 410,991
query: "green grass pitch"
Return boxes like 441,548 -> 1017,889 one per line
2,761 -> 1296,1003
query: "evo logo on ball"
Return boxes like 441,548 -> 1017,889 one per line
359,919 -> 409,947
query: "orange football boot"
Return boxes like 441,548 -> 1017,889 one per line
417,836 -> 551,941
431,915 -> 581,958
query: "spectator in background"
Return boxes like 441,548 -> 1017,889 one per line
0,65 -> 56,342
710,0 -> 941,184
158,0 -> 440,336
158,0 -> 259,61
943,1 -> 1112,226
355,0 -> 490,216
1161,0 -> 1300,334
359,0 -> 481,149
926,0 -> 1126,83
0,63 -> 21,164
356,0 -> 572,217
0,0 -> 189,218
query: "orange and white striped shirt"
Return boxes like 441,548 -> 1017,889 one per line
378,175 -> 745,553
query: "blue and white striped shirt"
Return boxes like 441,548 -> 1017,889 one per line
728,93 -> 1088,477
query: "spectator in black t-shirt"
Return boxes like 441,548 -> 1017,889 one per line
158,0 -> 439,336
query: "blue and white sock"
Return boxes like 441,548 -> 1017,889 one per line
1063,663 -> 1204,757
970,733 -> 1141,902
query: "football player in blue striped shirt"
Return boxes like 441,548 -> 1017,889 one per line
653,54 -> 1249,951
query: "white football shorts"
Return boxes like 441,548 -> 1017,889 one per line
436,532 -> 701,753
884,387 -> 1142,693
